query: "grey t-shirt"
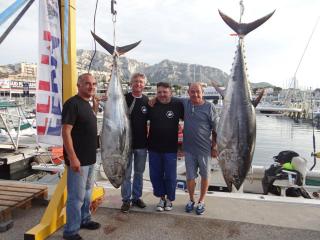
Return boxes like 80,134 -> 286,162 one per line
181,98 -> 217,156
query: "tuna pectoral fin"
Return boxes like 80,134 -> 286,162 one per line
218,10 -> 275,36
252,89 -> 265,107
91,31 -> 141,56
211,81 -> 225,98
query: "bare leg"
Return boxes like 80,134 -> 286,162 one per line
198,178 -> 209,203
187,179 -> 196,202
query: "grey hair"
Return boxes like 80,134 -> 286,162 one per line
189,82 -> 204,91
78,73 -> 93,84
130,72 -> 147,83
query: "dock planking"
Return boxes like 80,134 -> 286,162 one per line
0,180 -> 48,231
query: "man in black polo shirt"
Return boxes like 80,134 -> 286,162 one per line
148,82 -> 184,212
62,73 -> 101,240
121,73 -> 149,213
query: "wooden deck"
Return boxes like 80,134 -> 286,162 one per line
0,180 -> 47,232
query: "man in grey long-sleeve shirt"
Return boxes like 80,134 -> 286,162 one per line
182,83 -> 218,215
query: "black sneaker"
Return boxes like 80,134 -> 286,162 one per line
121,201 -> 131,213
63,233 -> 83,240
80,221 -> 101,230
132,199 -> 146,208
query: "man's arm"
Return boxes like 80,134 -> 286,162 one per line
211,130 -> 218,158
92,95 -> 108,114
62,124 -> 80,172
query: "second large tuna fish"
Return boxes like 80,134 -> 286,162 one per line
91,31 -> 140,188
217,10 -> 275,191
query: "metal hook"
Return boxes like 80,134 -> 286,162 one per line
111,0 -> 117,15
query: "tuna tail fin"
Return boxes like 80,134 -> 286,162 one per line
218,10 -> 275,37
91,31 -> 141,56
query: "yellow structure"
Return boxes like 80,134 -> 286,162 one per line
24,1 -> 104,239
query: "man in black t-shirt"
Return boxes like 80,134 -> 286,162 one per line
62,73 -> 101,240
120,73 -> 149,213
148,82 -> 184,212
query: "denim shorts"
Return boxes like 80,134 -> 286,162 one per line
185,152 -> 211,180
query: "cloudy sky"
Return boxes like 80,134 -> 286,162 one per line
0,0 -> 320,89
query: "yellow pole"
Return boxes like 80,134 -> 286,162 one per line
62,0 -> 77,101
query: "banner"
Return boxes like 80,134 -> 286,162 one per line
36,0 -> 62,145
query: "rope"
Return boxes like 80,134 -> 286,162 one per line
284,16 -> 320,102
239,0 -> 244,23
310,90 -> 317,171
293,16 -> 320,81
111,0 -> 118,56
88,0 -> 99,72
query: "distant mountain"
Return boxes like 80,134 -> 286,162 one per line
0,49 -> 274,88
251,82 -> 274,89
144,59 -> 230,86
77,49 -> 149,81
77,50 -> 229,85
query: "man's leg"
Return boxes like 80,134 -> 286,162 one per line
132,148 -> 147,203
149,151 -> 165,198
186,179 -> 196,202
198,155 -> 211,203
184,152 -> 198,202
121,153 -> 133,202
162,152 -> 177,211
199,178 -> 209,203
163,152 -> 177,202
81,164 -> 95,224
120,153 -> 133,212
63,166 -> 86,237
195,155 -> 211,215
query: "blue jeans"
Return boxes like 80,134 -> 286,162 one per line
63,164 -> 95,237
121,148 -> 147,202
148,151 -> 177,201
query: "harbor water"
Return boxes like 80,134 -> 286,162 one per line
254,113 -> 320,169
3,112 -> 320,172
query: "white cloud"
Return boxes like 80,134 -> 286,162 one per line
1,0 -> 320,89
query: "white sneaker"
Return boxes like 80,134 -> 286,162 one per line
164,199 -> 173,211
156,199 -> 165,212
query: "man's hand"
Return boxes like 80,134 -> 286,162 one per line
148,97 -> 157,107
92,95 -> 108,113
211,145 -> 218,158
70,157 -> 81,172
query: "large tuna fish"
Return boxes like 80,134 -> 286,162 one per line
217,10 -> 275,191
91,31 -> 140,188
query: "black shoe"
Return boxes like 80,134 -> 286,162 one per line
132,199 -> 146,208
121,201 -> 131,213
80,221 -> 101,230
63,233 -> 83,240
